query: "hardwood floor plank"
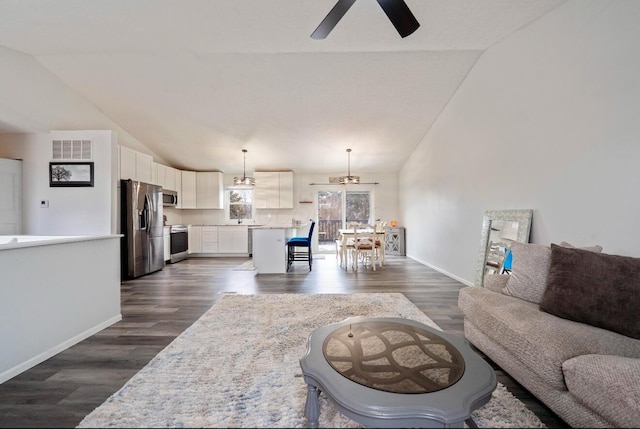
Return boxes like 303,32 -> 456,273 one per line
0,255 -> 568,428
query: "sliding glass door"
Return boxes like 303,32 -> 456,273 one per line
316,189 -> 371,253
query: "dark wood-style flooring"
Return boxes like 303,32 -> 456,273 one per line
0,255 -> 568,428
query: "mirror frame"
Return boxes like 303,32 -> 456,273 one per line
475,209 -> 533,287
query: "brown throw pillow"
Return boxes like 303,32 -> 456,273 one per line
540,244 -> 640,339
559,241 -> 603,253
502,241 -> 603,304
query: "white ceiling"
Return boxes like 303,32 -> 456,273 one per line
0,0 -> 566,174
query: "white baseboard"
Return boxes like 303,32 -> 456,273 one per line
407,255 -> 474,287
0,314 -> 122,384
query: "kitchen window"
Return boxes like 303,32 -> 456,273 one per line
227,188 -> 253,222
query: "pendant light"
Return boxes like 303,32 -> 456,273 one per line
338,148 -> 360,184
233,149 -> 255,186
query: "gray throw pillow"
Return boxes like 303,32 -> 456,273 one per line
540,244 -> 640,339
501,242 -> 551,304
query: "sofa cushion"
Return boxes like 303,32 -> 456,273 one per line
483,273 -> 509,292
501,242 -> 551,304
541,245 -> 640,339
502,242 -> 603,305
563,354 -> 640,428
458,286 -> 640,390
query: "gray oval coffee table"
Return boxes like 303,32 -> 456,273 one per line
299,316 -> 496,428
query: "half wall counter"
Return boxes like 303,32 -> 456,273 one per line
0,235 -> 122,383
251,226 -> 297,274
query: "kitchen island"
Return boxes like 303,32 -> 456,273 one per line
0,235 -> 122,383
251,226 -> 297,274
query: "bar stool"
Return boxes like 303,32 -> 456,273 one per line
286,220 -> 316,271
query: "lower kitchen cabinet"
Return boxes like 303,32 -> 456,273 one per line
218,226 -> 248,254
188,225 -> 202,254
188,225 -> 249,256
201,226 -> 219,253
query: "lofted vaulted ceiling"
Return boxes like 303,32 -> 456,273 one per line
0,0 -> 565,174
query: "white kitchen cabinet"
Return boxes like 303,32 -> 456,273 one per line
181,171 -> 197,209
196,172 -> 224,209
119,146 -> 136,181
120,146 -> 153,183
174,168 -> 182,208
279,171 -> 293,208
218,226 -> 248,254
165,166 -> 178,192
154,163 -> 179,192
188,225 -> 202,253
254,171 -> 293,209
153,162 -> 164,187
201,226 -> 219,253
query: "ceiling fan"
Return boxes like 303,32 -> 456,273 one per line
311,0 -> 420,39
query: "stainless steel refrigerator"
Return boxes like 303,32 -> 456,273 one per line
121,179 -> 164,279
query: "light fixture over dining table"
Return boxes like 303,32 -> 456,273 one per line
233,149 -> 255,186
338,148 -> 360,185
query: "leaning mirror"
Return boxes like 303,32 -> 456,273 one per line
475,209 -> 533,287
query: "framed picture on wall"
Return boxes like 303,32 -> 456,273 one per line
49,162 -> 94,187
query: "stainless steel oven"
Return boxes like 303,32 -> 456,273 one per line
169,225 -> 188,263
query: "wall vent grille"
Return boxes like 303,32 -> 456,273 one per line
52,139 -> 92,160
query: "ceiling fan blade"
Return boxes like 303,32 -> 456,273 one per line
375,0 -> 420,38
311,0 -> 357,39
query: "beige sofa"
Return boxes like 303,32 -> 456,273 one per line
458,242 -> 640,428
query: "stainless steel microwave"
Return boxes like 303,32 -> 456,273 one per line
162,189 -> 178,207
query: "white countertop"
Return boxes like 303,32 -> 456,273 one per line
0,234 -> 122,251
188,224 -> 261,227
250,225 -> 298,229
186,224 -> 305,229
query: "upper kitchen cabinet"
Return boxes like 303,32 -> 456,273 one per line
196,172 -> 224,209
181,170 -> 197,209
120,146 -> 153,183
254,171 -> 293,209
180,171 -> 223,209
154,163 -> 180,192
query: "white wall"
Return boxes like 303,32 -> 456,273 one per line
0,46 -> 162,161
0,130 -> 118,235
0,43 -> 168,236
400,0 -> 640,285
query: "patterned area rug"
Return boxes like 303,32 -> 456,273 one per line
77,293 -> 545,428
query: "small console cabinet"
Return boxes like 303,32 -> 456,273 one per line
385,227 -> 405,256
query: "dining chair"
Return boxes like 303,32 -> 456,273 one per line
336,226 -> 354,270
352,224 -> 381,272
375,221 -> 387,266
335,231 -> 344,266
286,220 -> 316,271
335,227 -> 353,269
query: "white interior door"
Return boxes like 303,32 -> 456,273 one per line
0,158 -> 22,234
